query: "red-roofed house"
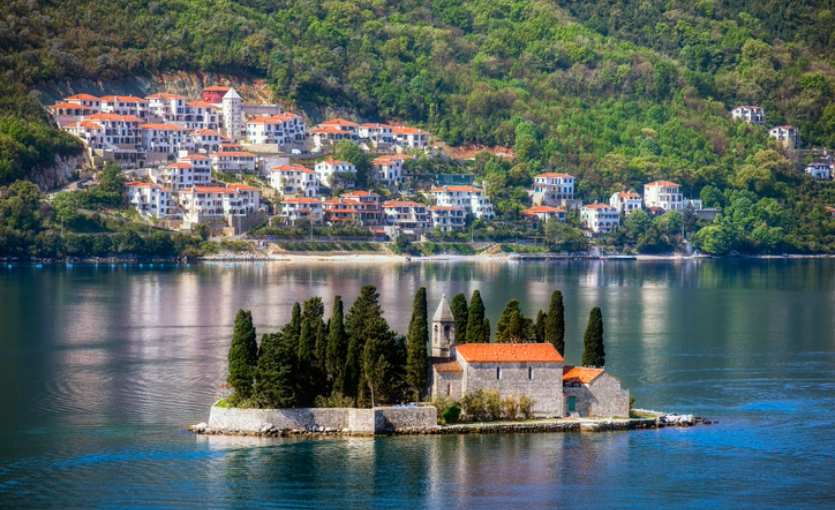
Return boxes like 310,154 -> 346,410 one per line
178,185 -> 261,225
247,114 -> 307,146
382,200 -> 430,230
140,124 -> 192,154
371,154 -> 414,187
521,206 -> 566,224
322,197 -> 381,225
151,162 -> 212,190
193,129 -> 223,153
271,164 -> 319,197
827,206 -> 835,218
100,96 -> 149,118
609,192 -> 643,216
281,197 -> 324,224
184,101 -> 220,131
202,86 -> 231,104
359,123 -> 393,145
320,119 -> 359,134
314,160 -> 357,189
146,93 -> 187,124
430,185 -> 495,219
563,366 -> 630,418
769,125 -> 800,149
211,152 -> 256,172
393,126 -> 430,148
643,181 -> 683,211
581,203 -> 619,233
532,172 -> 575,207
125,182 -> 179,219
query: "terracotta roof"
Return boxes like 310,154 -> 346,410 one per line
141,124 -> 187,131
227,184 -> 259,191
310,127 -> 351,134
583,203 -> 615,210
382,201 -> 425,208
272,164 -> 313,173
455,343 -> 564,363
125,181 -> 156,188
645,181 -> 680,187
188,186 -> 236,194
429,206 -> 464,211
771,125 -> 798,130
618,193 -> 641,198
167,163 -> 194,169
100,95 -> 148,103
212,152 -> 255,158
433,360 -> 463,373
563,366 -> 604,384
393,127 -> 427,134
50,103 -> 91,109
87,113 -> 142,122
321,119 -> 359,127
361,123 -> 392,128
343,190 -> 379,197
318,160 -> 352,166
195,129 -> 222,136
522,206 -> 566,215
536,172 -> 573,179
180,154 -> 209,160
65,94 -> 100,100
430,186 -> 484,193
283,197 -> 321,204
378,154 -> 414,160
186,101 -> 217,108
71,121 -> 103,129
203,86 -> 231,92
826,206 -> 835,214
146,92 -> 186,100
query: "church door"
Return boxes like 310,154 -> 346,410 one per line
568,397 -> 575,412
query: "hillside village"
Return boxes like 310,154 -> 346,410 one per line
47,86 -> 835,243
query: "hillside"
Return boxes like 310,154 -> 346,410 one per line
2,0 -> 835,252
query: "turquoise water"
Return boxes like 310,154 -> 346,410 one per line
1,260 -> 834,508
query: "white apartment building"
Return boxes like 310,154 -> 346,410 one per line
140,124 -> 192,154
125,182 -> 179,219
178,185 -> 260,224
184,101 -> 221,131
211,152 -> 256,172
193,129 -> 224,153
429,206 -> 465,232
146,93 -> 188,124
359,123 -> 394,145
430,185 -> 495,219
322,197 -> 381,225
805,157 -> 833,180
65,94 -> 101,110
532,172 -> 575,207
319,119 -> 359,135
151,162 -> 212,190
643,181 -> 684,211
85,113 -> 145,167
731,106 -> 765,126
66,120 -> 105,149
309,126 -> 355,148
100,96 -> 150,119
371,154 -> 413,187
281,197 -> 324,224
393,127 -> 430,149
769,126 -> 800,149
315,160 -> 357,189
521,206 -> 566,224
178,154 -> 212,171
382,200 -> 430,230
609,192 -> 643,216
581,203 -> 620,234
270,164 -> 319,197
247,113 -> 307,146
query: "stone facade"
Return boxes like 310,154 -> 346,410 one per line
563,370 -> 630,418
459,358 -> 565,418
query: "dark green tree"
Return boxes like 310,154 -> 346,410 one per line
466,290 -> 487,343
296,317 -> 315,406
534,310 -> 547,343
345,286 -> 385,402
226,309 -> 258,402
581,307 -> 606,367
362,317 -> 397,407
451,293 -> 469,344
495,300 -> 533,343
545,290 -> 566,355
483,317 -> 491,343
326,296 -> 349,394
406,287 -> 429,400
254,333 -> 297,408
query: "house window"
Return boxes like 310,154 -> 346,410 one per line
496,367 -> 501,380
528,367 -> 533,380
446,384 -> 451,396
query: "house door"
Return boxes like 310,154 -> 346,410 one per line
568,397 -> 575,412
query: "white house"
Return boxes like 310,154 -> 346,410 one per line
805,156 -> 833,181
271,164 -> 319,197
66,120 -> 105,150
184,101 -> 221,132
100,96 -> 150,119
371,154 -> 414,187
323,197 -> 381,225
393,127 -> 430,149
643,181 -> 684,211
581,203 -> 620,234
178,185 -> 260,224
146,93 -> 187,124
211,152 -> 256,172
125,182 -> 179,219
309,126 -> 355,148
193,129 -> 224,153
769,126 -> 800,149
521,206 -> 566,224
151,162 -> 212,190
85,113 -> 145,168
359,123 -> 394,145
430,185 -> 495,219
281,197 -> 324,224
609,192 -> 643,216
532,172 -> 575,207
319,119 -> 359,135
247,113 -> 307,146
140,124 -> 192,154
382,200 -> 430,230
314,160 -> 357,189
429,206 -> 466,232
731,106 -> 765,126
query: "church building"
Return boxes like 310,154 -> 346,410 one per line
427,295 -> 630,418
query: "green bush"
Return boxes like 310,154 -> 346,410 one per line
441,405 -> 461,424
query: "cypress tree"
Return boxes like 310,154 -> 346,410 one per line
345,286 -> 385,402
362,317 -> 395,407
581,307 -> 606,367
544,290 -> 566,355
406,287 -> 429,400
288,302 -> 302,341
296,317 -> 315,406
495,300 -> 533,343
254,333 -> 297,408
326,296 -> 348,395
534,310 -> 547,343
466,290 -> 486,343
227,309 -> 258,402
451,293 -> 469,344
482,317 -> 491,343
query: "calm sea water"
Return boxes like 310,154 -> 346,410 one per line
1,259 -> 834,509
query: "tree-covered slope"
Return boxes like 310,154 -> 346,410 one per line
2,0 -> 835,251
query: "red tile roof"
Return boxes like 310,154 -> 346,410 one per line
167,163 -> 194,169
212,152 -> 255,158
50,103 -> 91,109
100,95 -> 148,103
429,206 -> 464,211
180,154 -> 209,160
141,124 -> 187,131
522,206 -> 566,215
433,360 -> 463,373
188,186 -> 236,194
203,86 -> 231,92
583,203 -> 615,210
310,126 -> 352,134
322,119 -> 359,127
430,186 -> 484,193
455,343 -> 564,363
645,181 -> 680,187
227,184 -> 259,191
195,129 -> 222,136
393,127 -> 427,134
382,201 -> 426,208
283,197 -> 322,204
272,164 -> 313,173
563,366 -> 604,384
146,93 -> 186,100
536,172 -> 573,179
65,94 -> 100,100
125,181 -> 157,187
87,113 -> 142,122
186,101 -> 217,108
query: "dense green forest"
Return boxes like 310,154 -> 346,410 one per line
2,0 -> 835,252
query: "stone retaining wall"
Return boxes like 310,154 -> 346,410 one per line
206,405 -> 437,435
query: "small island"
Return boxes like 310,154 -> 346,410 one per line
192,288 -> 708,436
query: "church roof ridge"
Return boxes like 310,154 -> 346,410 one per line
433,293 -> 455,322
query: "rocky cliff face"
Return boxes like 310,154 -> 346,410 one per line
29,152 -> 93,191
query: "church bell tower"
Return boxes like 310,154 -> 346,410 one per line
431,294 -> 456,357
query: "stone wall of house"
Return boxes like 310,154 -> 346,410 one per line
429,370 -> 463,400
462,359 -> 565,417
375,407 -> 438,433
564,372 -> 630,418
